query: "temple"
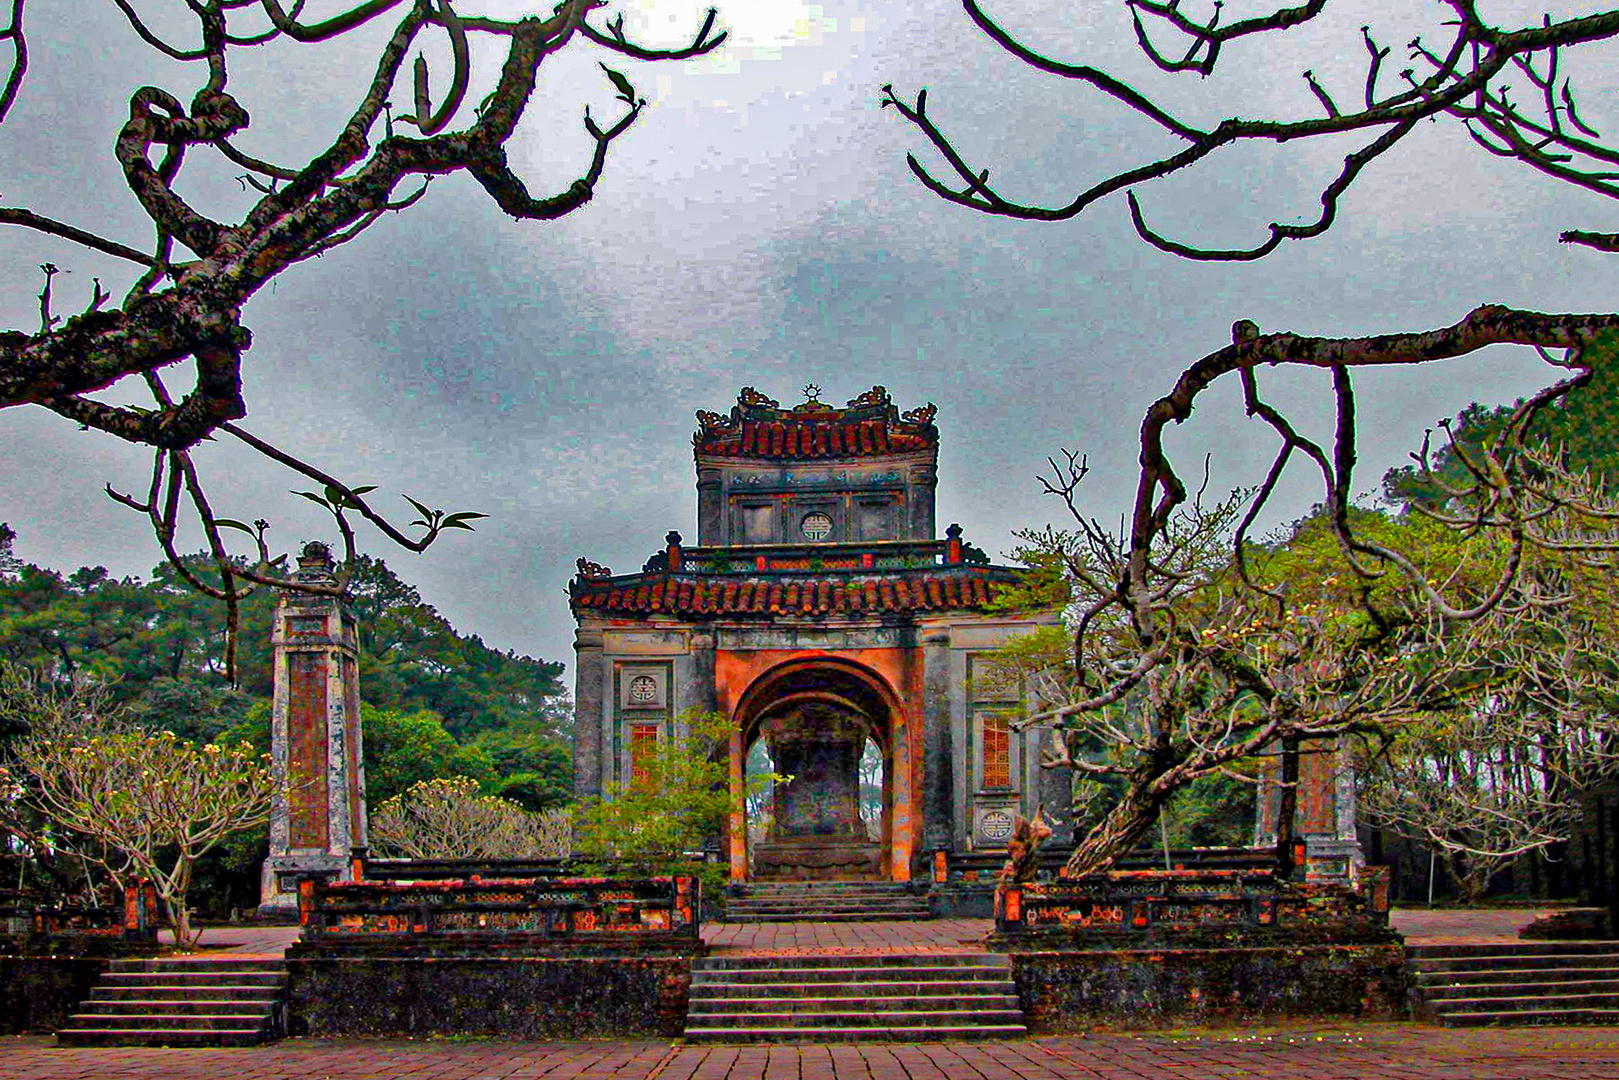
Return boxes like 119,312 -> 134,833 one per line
569,386 -> 1069,883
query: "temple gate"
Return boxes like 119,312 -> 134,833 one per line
570,386 -> 1068,882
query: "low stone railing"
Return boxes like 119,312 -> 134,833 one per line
0,882 -> 161,952
297,874 -> 702,952
990,865 -> 1392,948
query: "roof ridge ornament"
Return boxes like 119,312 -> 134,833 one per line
737,386 -> 779,408
845,385 -> 889,410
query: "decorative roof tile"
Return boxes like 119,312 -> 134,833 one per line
570,566 -> 1017,618
694,385 -> 938,461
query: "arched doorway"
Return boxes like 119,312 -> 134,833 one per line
730,658 -> 905,882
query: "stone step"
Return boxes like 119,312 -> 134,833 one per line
57,956 -> 287,1047
1416,976 -> 1619,997
690,980 -> 1012,999
721,910 -> 933,923
690,994 -> 1021,1015
98,971 -> 287,988
689,1007 -> 1026,1028
683,1024 -> 1027,1044
107,957 -> 288,972
1409,952 -> 1619,974
55,1027 -> 273,1048
62,1011 -> 273,1031
1428,991 -> 1619,1014
78,999 -> 278,1016
728,900 -> 932,906
740,883 -> 913,892
693,972 -> 1013,988
683,953 -> 1025,1043
92,984 -> 285,1002
695,954 -> 1007,972
1439,1007 -> 1619,1028
1407,941 -> 1619,959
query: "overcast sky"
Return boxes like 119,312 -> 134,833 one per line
2,0 -> 1615,679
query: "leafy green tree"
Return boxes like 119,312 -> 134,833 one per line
573,711 -> 766,891
3,664 -> 277,947
471,725 -> 572,812
1385,353 -> 1619,509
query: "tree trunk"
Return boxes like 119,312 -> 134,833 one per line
1064,776 -> 1171,877
1275,734 -> 1301,881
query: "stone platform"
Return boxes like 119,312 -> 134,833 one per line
175,905 -> 1570,957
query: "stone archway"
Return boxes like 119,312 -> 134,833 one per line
729,658 -> 909,883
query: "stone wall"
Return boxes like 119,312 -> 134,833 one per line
285,955 -> 691,1038
0,955 -> 113,1033
1012,944 -> 1409,1031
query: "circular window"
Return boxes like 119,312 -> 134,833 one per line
800,512 -> 833,541
628,675 -> 658,702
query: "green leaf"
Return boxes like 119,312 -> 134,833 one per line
443,512 -> 488,524
323,484 -> 344,506
600,63 -> 636,104
350,485 -> 378,497
213,519 -> 255,534
403,494 -> 436,521
294,490 -> 331,508
441,519 -> 476,531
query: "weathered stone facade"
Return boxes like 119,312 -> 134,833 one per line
260,542 -> 368,913
1254,739 -> 1365,883
571,387 -> 1068,883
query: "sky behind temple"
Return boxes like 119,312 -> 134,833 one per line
2,0 -> 1615,678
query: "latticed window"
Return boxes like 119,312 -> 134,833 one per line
630,723 -> 660,787
981,713 -> 1010,789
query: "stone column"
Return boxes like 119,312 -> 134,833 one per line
1034,725 -> 1076,846
696,468 -> 724,545
573,623 -> 606,799
260,542 -> 365,914
920,625 -> 954,853
908,464 -> 937,540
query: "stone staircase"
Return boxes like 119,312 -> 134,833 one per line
1408,942 -> 1619,1027
684,953 -> 1026,1043
723,881 -> 932,922
56,956 -> 287,1047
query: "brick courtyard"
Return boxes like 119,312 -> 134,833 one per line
13,908 -> 1616,1078
6,1026 -> 1619,1079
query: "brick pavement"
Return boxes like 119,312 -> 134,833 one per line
184,905 -> 1563,959
6,1025 -> 1619,1079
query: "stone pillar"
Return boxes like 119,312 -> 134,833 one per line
573,624 -> 606,799
920,625 -> 954,853
908,464 -> 936,540
260,542 -> 365,914
1034,725 -> 1076,846
1254,736 -> 1364,883
696,468 -> 723,545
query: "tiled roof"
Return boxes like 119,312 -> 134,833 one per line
570,569 -> 1010,617
694,385 -> 937,461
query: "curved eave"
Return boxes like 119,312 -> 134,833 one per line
569,565 -> 1024,619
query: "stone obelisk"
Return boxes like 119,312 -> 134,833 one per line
259,541 -> 367,914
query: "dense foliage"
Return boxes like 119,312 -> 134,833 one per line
0,534 -> 571,917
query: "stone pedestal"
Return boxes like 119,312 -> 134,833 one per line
259,542 -> 367,915
756,706 -> 881,879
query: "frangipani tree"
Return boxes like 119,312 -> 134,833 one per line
369,775 -> 571,860
886,1 -> 1619,874
2,662 -> 278,946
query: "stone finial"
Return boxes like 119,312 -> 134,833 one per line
945,523 -> 963,565
292,540 -> 337,586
